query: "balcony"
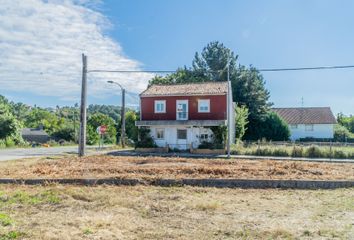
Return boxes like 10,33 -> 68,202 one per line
135,119 -> 227,127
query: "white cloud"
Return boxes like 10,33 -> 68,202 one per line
0,0 -> 153,102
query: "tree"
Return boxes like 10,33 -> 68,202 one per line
87,113 -> 116,145
334,124 -> 353,142
24,108 -> 65,134
337,113 -> 354,134
0,96 -> 23,144
124,111 -> 139,142
253,112 -> 290,141
148,41 -> 271,140
235,105 -> 249,142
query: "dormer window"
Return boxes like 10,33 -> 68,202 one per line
198,99 -> 210,113
154,100 -> 166,113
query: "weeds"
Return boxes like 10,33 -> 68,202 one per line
0,213 -> 12,226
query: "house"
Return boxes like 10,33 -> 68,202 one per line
272,107 -> 337,141
21,127 -> 50,143
135,81 -> 235,150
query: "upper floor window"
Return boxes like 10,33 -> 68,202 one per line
305,124 -> 314,131
154,100 -> 166,113
198,99 -> 210,113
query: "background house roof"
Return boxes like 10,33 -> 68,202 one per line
140,82 -> 228,97
272,107 -> 337,124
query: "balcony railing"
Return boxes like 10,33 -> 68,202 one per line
141,111 -> 227,121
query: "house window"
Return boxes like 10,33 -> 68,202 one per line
200,134 -> 208,140
198,99 -> 210,113
290,124 -> 298,129
305,124 -> 314,131
177,129 -> 187,139
156,128 -> 164,139
154,100 -> 166,113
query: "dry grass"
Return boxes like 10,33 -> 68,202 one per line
0,155 -> 353,180
0,185 -> 353,239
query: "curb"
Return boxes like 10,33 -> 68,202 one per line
0,178 -> 353,189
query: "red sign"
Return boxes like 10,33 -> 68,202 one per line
96,125 -> 107,135
99,125 -> 107,134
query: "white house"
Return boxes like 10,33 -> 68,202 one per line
135,82 -> 235,150
272,107 -> 337,141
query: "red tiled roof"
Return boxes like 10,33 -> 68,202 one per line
272,107 -> 337,124
140,82 -> 228,97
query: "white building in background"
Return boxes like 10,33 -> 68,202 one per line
272,107 -> 337,141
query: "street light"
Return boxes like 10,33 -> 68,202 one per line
107,80 -> 126,148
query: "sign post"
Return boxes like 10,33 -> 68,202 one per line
96,125 -> 107,149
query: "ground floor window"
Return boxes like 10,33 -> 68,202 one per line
156,128 -> 164,139
290,124 -> 298,129
200,133 -> 209,140
177,129 -> 187,139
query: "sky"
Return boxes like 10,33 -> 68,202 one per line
0,0 -> 353,114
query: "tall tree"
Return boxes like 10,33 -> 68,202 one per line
149,41 -> 272,139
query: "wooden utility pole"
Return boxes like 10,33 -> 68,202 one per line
121,88 -> 126,148
227,61 -> 231,158
79,54 -> 87,157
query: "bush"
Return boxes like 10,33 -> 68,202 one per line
332,150 -> 347,159
272,148 -> 289,157
0,139 -> 6,148
5,138 -> 15,147
305,145 -> 324,158
291,146 -> 304,157
135,127 -> 155,148
198,141 -> 224,149
255,147 -> 272,156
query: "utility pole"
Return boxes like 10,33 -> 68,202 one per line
79,54 -> 87,157
227,60 -> 231,158
121,88 -> 126,148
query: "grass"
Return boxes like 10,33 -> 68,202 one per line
231,143 -> 354,159
0,185 -> 352,239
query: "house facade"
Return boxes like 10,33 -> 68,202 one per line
136,82 -> 235,149
272,107 -> 337,141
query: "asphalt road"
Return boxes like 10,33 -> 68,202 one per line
0,146 -> 104,161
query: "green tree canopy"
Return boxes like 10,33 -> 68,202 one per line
235,105 -> 249,141
253,112 -> 290,141
87,113 -> 117,145
149,41 -> 271,139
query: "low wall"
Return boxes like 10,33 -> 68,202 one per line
135,147 -> 169,153
190,148 -> 225,154
0,178 -> 353,189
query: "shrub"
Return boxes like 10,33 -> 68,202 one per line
291,146 -> 304,157
198,141 -> 224,149
333,150 -> 347,159
135,127 -> 155,148
305,145 -> 324,158
272,148 -> 290,157
255,147 -> 272,156
5,138 -> 15,147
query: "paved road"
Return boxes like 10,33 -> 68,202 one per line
0,146 -> 106,161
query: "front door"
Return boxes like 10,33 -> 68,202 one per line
176,100 -> 188,120
176,128 -> 188,150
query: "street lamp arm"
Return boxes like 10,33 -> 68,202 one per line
107,80 -> 124,90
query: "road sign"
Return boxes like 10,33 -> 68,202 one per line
96,125 -> 107,135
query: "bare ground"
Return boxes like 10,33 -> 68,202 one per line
0,155 -> 353,180
0,185 -> 353,240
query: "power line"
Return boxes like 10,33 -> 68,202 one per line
258,65 -> 354,72
88,64 -> 354,74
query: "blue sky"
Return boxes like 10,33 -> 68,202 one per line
1,0 -> 353,114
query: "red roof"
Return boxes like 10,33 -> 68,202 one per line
272,107 -> 337,124
140,82 -> 228,97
